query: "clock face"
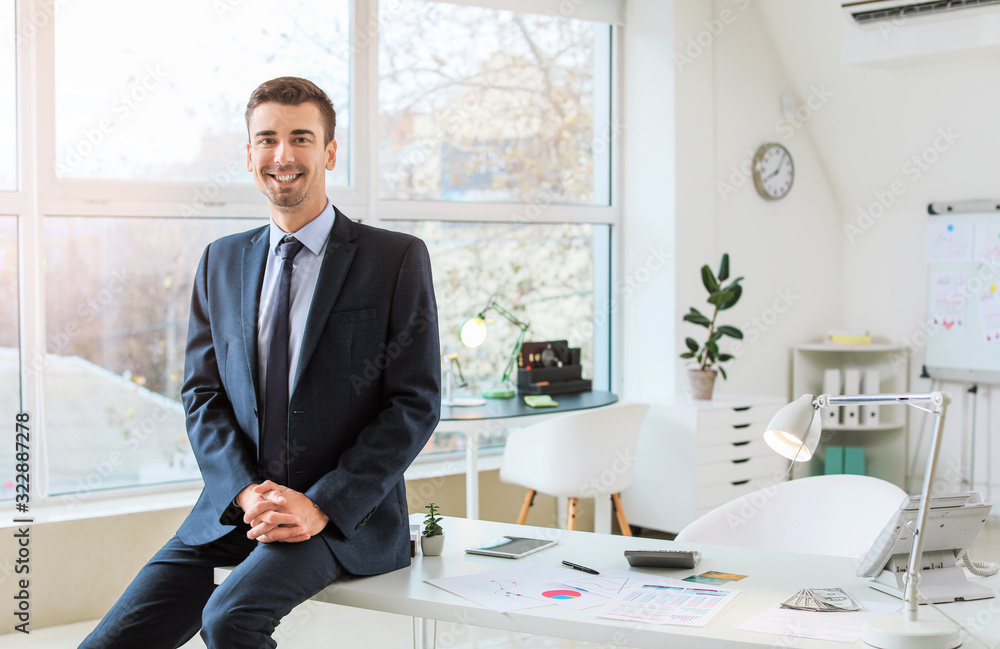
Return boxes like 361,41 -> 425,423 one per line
752,143 -> 794,200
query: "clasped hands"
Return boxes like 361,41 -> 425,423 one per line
237,480 -> 329,543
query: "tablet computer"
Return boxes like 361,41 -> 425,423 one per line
465,536 -> 559,559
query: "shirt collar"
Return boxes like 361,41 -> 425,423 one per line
268,201 -> 335,257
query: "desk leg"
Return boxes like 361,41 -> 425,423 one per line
465,430 -> 479,520
413,617 -> 436,649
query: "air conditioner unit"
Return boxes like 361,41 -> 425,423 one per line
841,0 -> 1000,64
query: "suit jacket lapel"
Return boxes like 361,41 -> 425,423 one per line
293,207 -> 358,394
241,227 -> 270,414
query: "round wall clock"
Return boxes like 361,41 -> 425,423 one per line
752,142 -> 794,200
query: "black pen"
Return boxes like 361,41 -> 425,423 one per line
562,560 -> 599,575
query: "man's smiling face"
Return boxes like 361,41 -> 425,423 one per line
246,101 -> 337,223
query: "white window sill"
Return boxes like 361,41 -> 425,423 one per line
0,484 -> 203,528
0,451 -> 507,527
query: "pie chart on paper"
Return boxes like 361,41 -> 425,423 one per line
542,589 -> 583,600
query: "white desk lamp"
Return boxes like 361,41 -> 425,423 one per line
764,391 -> 960,649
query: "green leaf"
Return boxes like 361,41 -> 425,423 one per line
683,312 -> 711,327
719,366 -> 727,380
718,253 -> 730,282
680,352 -> 695,359
701,264 -> 719,294
717,353 -> 734,361
719,284 -> 742,310
710,331 -> 723,342
685,337 -> 699,352
707,341 -> 719,356
717,325 -> 743,339
707,290 -> 734,307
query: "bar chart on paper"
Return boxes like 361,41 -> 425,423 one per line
594,582 -> 741,626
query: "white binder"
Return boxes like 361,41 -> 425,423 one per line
822,368 -> 842,426
842,368 -> 862,426
861,368 -> 880,426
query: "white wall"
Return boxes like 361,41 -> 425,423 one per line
622,0 -> 843,405
757,1 -> 1000,495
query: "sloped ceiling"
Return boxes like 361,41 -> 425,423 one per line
755,1 -> 1000,215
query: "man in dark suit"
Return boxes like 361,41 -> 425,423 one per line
80,77 -> 440,649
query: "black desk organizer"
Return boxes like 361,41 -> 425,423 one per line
516,340 -> 592,395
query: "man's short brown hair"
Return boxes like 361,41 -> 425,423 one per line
245,77 -> 337,145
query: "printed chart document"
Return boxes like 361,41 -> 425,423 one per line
426,565 -> 606,613
736,600 -> 901,643
592,579 -> 741,627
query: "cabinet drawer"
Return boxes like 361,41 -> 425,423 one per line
696,437 -> 774,464
695,402 -> 782,429
696,422 -> 767,447
695,454 -> 788,488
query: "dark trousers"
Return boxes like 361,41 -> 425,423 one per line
79,526 -> 341,649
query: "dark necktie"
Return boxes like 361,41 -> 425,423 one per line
262,236 -> 305,484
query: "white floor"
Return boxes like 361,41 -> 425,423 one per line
5,519 -> 1000,649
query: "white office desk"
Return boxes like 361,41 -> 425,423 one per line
216,516 -> 1000,648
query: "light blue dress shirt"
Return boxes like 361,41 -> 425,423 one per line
256,202 -> 336,412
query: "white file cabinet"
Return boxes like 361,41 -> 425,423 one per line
621,394 -> 786,535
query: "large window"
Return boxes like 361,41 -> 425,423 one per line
0,217 -> 17,499
54,0 -> 352,185
43,217 -> 263,495
379,1 -> 611,204
8,0 -> 619,504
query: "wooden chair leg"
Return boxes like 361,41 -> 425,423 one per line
612,493 -> 632,536
567,497 -> 578,531
517,489 -> 535,525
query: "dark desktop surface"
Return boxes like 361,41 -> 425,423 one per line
440,390 -> 618,421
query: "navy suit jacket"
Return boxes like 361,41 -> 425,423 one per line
177,207 -> 441,576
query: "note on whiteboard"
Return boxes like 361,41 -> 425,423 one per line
974,222 -> 1000,264
979,287 -> 1000,344
927,222 -> 973,263
930,272 -> 966,330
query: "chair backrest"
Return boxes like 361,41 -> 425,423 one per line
499,403 -> 650,499
674,474 -> 908,559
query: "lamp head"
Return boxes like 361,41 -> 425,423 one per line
763,394 -> 822,462
459,315 -> 488,348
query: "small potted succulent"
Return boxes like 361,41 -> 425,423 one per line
420,502 -> 445,556
680,253 -> 744,400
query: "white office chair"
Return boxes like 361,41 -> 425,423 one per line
500,403 -> 650,536
674,474 -> 908,559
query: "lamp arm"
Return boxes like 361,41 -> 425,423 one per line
815,391 -> 950,621
477,297 -> 530,388
486,299 -> 530,330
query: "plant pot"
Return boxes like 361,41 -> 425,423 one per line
420,534 -> 444,556
687,369 -> 718,401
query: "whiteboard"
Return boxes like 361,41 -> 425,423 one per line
924,208 -> 1000,384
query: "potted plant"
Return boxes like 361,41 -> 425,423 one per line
420,502 -> 445,556
680,253 -> 744,400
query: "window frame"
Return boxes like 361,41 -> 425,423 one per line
6,0 -> 623,512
